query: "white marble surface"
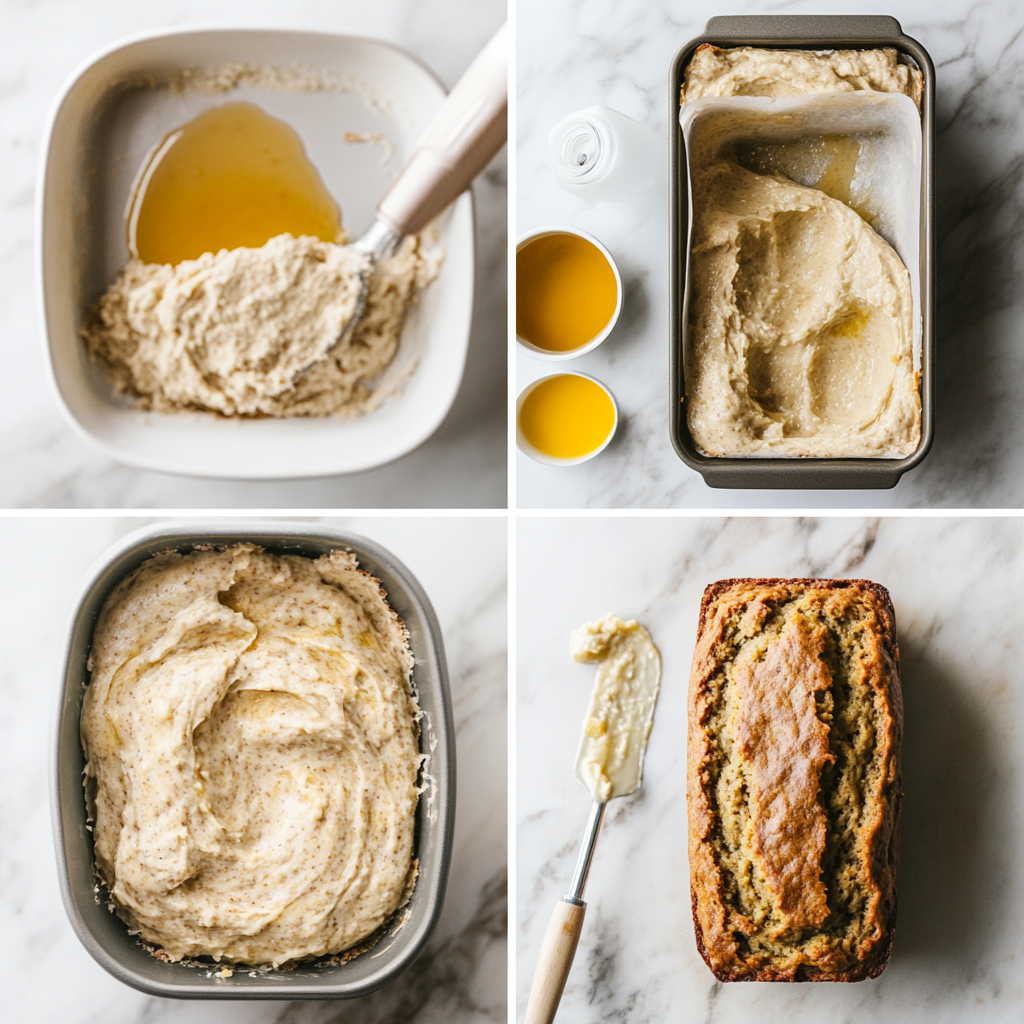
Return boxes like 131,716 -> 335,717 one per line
0,0 -> 506,508
0,515 -> 506,1023
517,516 -> 1024,1021
516,0 -> 1024,507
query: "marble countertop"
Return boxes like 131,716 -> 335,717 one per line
516,0 -> 1024,507
0,515 -> 506,1023
0,0 -> 506,508
517,516 -> 1024,1021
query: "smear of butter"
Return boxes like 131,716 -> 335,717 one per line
571,615 -> 662,803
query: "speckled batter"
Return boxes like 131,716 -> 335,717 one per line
682,45 -> 922,109
685,158 -> 919,457
80,544 -> 421,967
82,232 -> 442,418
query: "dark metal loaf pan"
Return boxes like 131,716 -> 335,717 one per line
52,521 -> 455,999
669,14 -> 935,489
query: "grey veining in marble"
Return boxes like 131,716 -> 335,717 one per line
517,0 -> 1024,507
0,0 -> 506,509
0,516 -> 506,1024
517,516 -> 1024,1021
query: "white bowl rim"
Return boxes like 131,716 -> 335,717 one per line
515,371 -> 619,466
515,224 -> 623,361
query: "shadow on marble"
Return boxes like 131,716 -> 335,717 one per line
603,411 -> 632,463
894,636 -> 1003,968
615,264 -> 652,344
588,266 -> 652,470
275,868 -> 506,1023
926,79 -> 1022,493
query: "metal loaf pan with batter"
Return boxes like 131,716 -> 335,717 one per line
52,521 -> 455,1000
669,14 -> 935,489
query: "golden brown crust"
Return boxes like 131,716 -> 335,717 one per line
687,578 -> 902,982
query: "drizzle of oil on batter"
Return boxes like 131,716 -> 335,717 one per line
734,134 -> 878,223
127,101 -> 342,265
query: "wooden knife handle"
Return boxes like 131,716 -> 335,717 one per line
524,899 -> 587,1024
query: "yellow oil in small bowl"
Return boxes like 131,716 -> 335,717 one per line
517,374 -> 618,464
516,229 -> 621,358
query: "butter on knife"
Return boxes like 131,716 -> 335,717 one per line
571,615 -> 662,803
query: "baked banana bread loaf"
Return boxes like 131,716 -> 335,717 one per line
687,578 -> 902,982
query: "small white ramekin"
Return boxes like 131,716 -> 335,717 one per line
515,372 -> 619,466
515,225 -> 623,360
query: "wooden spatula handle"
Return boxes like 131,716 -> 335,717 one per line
524,899 -> 587,1024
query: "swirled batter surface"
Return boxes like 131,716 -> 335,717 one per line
682,46 -> 923,457
81,233 -> 442,418
81,544 -> 421,967
682,45 -> 922,108
685,159 -> 919,457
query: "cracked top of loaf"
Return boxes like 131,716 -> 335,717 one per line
687,578 -> 902,982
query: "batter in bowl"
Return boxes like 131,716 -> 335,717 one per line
82,233 -> 441,418
80,99 -> 442,418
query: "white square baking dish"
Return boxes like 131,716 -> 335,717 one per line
52,521 -> 455,998
37,28 -> 475,479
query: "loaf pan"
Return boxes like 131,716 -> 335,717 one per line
52,521 -> 455,999
669,15 -> 934,489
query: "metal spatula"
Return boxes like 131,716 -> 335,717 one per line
524,617 -> 661,1024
